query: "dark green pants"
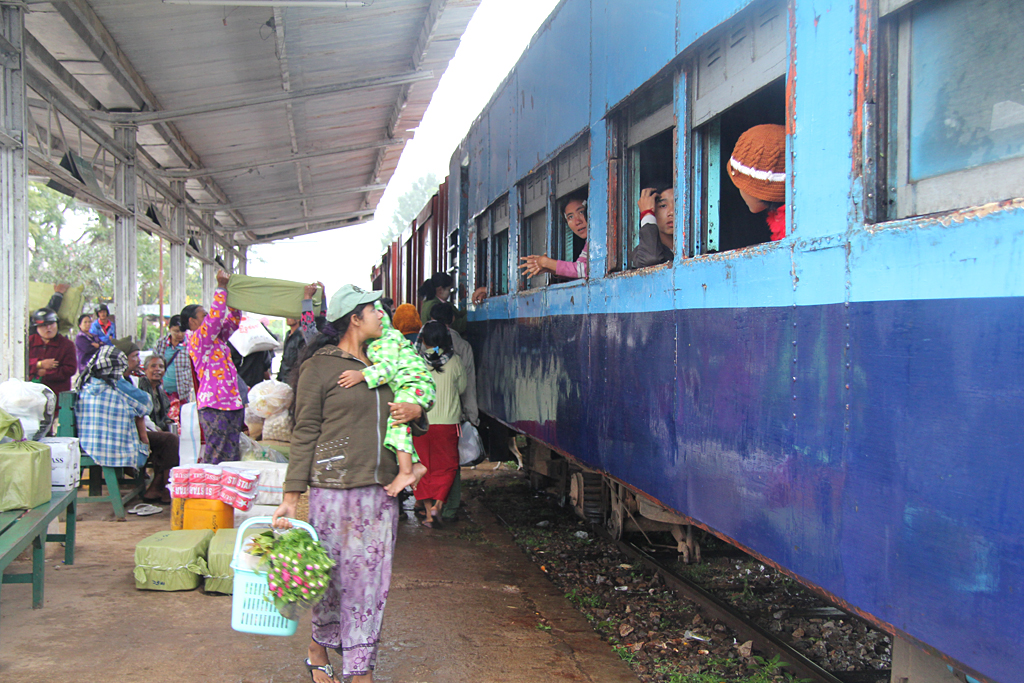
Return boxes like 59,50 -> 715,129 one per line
442,468 -> 461,520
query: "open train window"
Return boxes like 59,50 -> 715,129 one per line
520,169 -> 549,291
609,78 -> 676,272
491,196 -> 510,296
689,0 -> 786,255
552,135 -> 590,283
475,216 -> 489,296
881,0 -> 1024,219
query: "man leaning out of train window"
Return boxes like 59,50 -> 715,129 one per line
728,124 -> 786,241
631,184 -> 674,268
519,193 -> 589,281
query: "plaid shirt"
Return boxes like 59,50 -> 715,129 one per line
77,377 -> 152,468
155,334 -> 195,402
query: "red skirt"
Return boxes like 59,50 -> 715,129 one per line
413,423 -> 460,502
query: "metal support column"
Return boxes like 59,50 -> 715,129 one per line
201,211 -> 215,304
169,179 -> 187,318
0,4 -> 27,382
237,245 -> 247,275
113,124 -> 138,342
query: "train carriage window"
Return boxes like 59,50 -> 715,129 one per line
609,79 -> 676,272
476,215 -> 489,297
491,196 -> 510,296
520,170 -> 549,290
552,135 -> 590,283
690,0 -> 786,255
882,0 -> 1024,219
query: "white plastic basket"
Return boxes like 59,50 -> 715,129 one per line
229,516 -> 318,636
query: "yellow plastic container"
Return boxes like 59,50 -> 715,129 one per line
182,498 -> 234,532
170,498 -> 185,530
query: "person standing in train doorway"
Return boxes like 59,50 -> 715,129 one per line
727,123 -> 787,241
418,271 -> 468,334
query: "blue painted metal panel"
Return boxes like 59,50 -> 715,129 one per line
468,296 -> 1024,683
487,79 -> 517,207
467,112 -> 490,218
514,0 -> 590,177
676,0 -> 753,49
587,118 -> 609,276
590,0 -> 677,119
790,0 -> 857,240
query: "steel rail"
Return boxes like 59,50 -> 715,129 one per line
600,530 -> 863,683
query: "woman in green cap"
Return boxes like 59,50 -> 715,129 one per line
272,284 -> 428,683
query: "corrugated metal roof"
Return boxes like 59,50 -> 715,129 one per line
23,0 -> 479,245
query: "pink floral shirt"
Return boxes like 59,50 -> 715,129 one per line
186,288 -> 244,411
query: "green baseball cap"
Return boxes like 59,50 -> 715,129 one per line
326,284 -> 381,321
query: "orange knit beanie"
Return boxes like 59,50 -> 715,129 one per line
727,124 -> 786,203
392,304 -> 422,336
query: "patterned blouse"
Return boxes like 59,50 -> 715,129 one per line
186,288 -> 244,412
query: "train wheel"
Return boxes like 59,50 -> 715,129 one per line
570,472 -> 606,525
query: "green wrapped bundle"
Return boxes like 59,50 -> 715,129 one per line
225,274 -> 323,318
28,282 -> 85,335
134,529 -> 213,591
0,441 -> 52,512
205,527 -> 264,594
205,528 -> 237,594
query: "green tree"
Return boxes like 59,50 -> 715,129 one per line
28,183 -> 206,346
379,173 -> 440,247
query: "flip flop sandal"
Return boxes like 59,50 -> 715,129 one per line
305,658 -> 335,682
135,504 -> 163,516
127,503 -> 149,514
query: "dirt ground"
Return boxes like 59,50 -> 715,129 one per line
0,464 -> 637,683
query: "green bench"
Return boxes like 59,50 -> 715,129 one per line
56,392 -> 148,520
0,489 -> 77,638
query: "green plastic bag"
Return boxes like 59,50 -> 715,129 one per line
205,526 -> 265,594
225,275 -> 323,319
0,407 -> 23,442
0,441 -> 52,512
205,528 -> 237,594
133,529 -> 213,591
28,282 -> 85,336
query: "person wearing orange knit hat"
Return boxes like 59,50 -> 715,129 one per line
727,123 -> 787,242
392,303 -> 423,342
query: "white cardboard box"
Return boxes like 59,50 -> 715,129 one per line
40,437 -> 81,490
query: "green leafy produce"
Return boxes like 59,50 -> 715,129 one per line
257,528 -> 335,616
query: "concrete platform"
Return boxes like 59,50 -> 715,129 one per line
0,469 -> 638,683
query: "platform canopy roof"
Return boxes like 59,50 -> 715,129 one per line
20,0 -> 479,246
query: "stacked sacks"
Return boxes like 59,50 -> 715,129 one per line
247,379 -> 293,442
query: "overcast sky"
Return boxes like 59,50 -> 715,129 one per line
246,0 -> 559,295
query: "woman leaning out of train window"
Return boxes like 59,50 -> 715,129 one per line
727,123 -> 786,241
519,194 -> 589,281
631,185 -> 674,268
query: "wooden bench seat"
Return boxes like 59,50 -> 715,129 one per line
0,489 -> 77,642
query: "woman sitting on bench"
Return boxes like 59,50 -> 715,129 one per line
76,346 -> 152,478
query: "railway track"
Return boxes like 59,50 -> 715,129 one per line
601,530 -> 889,683
471,473 -> 891,683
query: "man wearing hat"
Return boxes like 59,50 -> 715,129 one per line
28,307 -> 77,394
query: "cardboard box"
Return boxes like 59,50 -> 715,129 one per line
40,437 -> 81,491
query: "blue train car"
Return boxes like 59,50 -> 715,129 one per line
439,1 -> 1023,681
